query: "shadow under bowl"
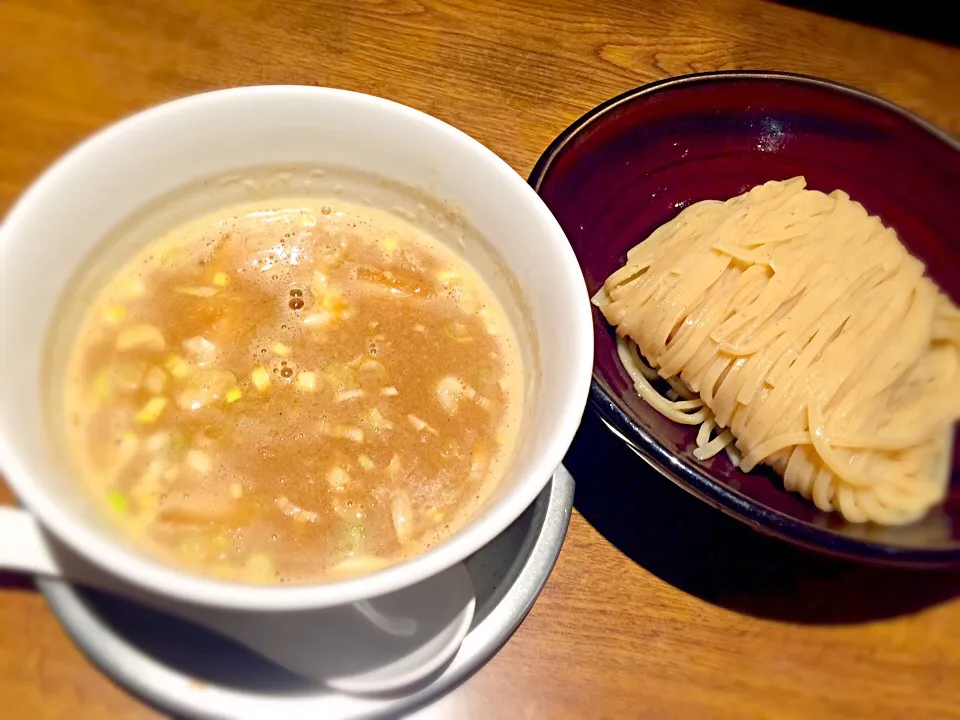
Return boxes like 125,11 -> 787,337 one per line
531,71 -> 960,567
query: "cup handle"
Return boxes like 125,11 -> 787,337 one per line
0,506 -> 169,599
0,506 -> 63,577
179,560 -> 477,695
328,561 -> 476,694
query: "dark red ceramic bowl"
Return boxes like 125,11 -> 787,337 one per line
531,71 -> 960,567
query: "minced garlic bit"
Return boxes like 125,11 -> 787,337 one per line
104,305 -> 126,323
328,555 -> 390,578
117,324 -> 165,352
338,426 -> 364,443
335,388 -> 365,402
144,366 -> 167,395
296,371 -> 317,391
272,342 -> 292,356
244,552 -> 276,583
391,492 -> 413,543
135,397 -> 167,424
381,386 -> 399,396
444,321 -> 472,343
212,272 -> 229,287
251,366 -> 272,391
186,450 -> 213,474
368,407 -> 394,431
327,466 -> 349,491
90,369 -> 111,402
387,454 -> 402,478
225,387 -> 242,404
322,292 -> 346,313
137,492 -> 159,512
358,454 -> 375,470
311,270 -> 328,294
435,375 -> 476,415
359,359 -> 387,383
175,285 -> 219,297
183,335 -> 216,360
164,354 -> 190,379
119,277 -> 145,298
145,431 -> 169,452
303,311 -> 332,327
470,444 -> 489,479
277,496 -> 319,523
407,414 -> 438,435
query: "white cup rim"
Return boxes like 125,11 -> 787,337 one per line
0,86 -> 593,611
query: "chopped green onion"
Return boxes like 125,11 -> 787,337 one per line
169,431 -> 187,454
106,490 -> 128,514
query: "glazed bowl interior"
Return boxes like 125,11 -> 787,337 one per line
531,71 -> 960,565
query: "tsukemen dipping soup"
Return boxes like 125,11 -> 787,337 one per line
62,198 -> 523,584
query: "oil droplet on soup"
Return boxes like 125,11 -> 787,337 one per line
63,199 -> 523,584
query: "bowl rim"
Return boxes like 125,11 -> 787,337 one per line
0,85 -> 594,609
528,70 -> 960,567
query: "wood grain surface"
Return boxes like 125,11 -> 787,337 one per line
1,1 -> 958,718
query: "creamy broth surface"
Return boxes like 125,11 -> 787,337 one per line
64,199 -> 523,583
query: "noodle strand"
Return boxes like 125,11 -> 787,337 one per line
596,177 -> 960,525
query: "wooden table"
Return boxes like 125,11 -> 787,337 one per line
1,1 -> 958,718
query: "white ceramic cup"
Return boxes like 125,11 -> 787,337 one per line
0,86 -> 592,617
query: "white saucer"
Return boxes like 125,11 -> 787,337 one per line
38,465 -> 575,719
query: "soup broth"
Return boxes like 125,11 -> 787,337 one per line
63,198 -> 523,584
